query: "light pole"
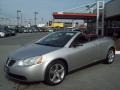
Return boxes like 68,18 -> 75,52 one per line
96,0 -> 105,36
34,12 -> 38,26
20,13 -> 23,26
17,10 -> 21,26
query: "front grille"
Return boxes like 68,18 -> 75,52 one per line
8,60 -> 16,66
8,72 -> 27,80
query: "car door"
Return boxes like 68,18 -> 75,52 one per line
94,38 -> 109,60
67,34 -> 99,71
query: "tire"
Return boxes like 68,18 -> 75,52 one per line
105,49 -> 115,64
44,60 -> 67,85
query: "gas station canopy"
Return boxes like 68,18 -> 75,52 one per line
53,12 -> 97,20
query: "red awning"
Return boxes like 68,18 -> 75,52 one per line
53,12 -> 97,20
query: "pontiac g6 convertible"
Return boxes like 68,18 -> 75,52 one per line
5,31 -> 115,85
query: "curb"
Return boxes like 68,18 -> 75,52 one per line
115,51 -> 120,54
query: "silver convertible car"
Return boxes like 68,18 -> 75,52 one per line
4,31 -> 115,85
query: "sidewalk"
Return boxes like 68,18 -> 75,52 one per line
115,38 -> 120,51
116,51 -> 120,55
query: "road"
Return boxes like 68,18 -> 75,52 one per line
0,33 -> 120,90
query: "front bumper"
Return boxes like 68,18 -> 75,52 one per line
4,63 -> 46,82
0,33 -> 5,37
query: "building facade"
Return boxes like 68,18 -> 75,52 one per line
105,0 -> 120,37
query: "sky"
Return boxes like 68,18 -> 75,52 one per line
0,0 -> 109,25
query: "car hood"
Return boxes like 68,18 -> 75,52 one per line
9,43 -> 61,60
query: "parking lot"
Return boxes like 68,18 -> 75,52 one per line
0,33 -> 120,90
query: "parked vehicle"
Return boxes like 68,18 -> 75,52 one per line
5,31 -> 115,85
30,27 -> 39,33
9,29 -> 16,36
28,28 -> 33,33
39,27 -> 48,32
0,29 -> 6,37
15,26 -> 26,33
23,28 -> 29,33
0,26 -> 9,37
0,26 -> 16,37
5,28 -> 16,36
0,26 -> 10,37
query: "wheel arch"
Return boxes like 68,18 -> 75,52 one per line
105,46 -> 115,58
48,58 -> 68,73
44,58 -> 68,83
108,46 -> 115,53
44,58 -> 68,79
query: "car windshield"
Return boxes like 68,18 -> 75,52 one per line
35,31 -> 77,47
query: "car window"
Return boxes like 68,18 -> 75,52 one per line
71,34 -> 88,46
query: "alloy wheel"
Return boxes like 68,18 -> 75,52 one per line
49,64 -> 65,84
108,50 -> 115,63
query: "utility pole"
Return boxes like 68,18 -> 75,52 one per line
20,13 -> 22,26
17,10 -> 21,26
34,12 -> 38,26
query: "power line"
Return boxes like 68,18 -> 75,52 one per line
59,2 -> 96,13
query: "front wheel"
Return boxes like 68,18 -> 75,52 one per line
105,49 -> 115,64
44,60 -> 66,85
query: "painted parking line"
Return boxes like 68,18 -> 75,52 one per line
116,51 -> 120,55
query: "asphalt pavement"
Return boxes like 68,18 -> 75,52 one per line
0,32 -> 120,90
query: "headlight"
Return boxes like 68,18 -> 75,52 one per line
16,56 -> 42,66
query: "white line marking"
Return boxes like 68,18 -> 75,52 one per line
115,51 -> 120,55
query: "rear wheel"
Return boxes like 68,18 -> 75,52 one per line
105,49 -> 115,64
44,60 -> 66,85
